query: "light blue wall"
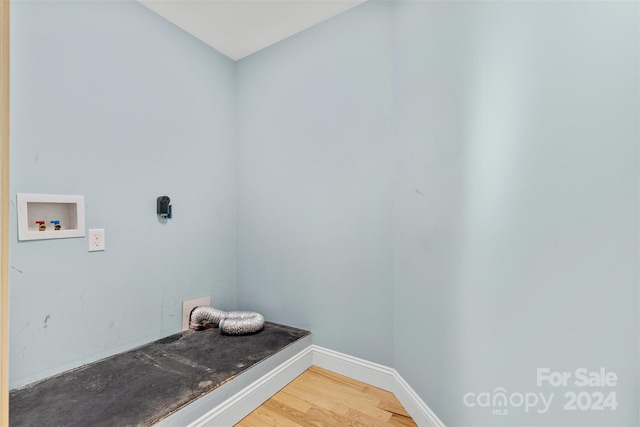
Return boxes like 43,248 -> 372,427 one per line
393,1 -> 639,426
236,1 -> 394,366
9,1 -> 237,388
9,2 -> 639,426
235,1 -> 638,425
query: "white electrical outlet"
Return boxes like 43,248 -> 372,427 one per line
182,296 -> 211,331
88,229 -> 105,252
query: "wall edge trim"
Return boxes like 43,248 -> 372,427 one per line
0,0 -> 9,424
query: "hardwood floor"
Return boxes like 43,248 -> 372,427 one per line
235,366 -> 417,426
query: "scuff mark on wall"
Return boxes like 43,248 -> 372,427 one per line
11,266 -> 24,274
43,314 -> 51,328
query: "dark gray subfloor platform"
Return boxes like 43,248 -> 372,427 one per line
10,322 -> 310,427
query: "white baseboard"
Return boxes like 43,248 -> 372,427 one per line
311,345 -> 445,427
187,344 -> 313,427
183,343 -> 444,427
392,368 -> 446,427
311,345 -> 396,391
156,335 -> 312,427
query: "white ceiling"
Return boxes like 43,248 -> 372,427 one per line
140,0 -> 366,61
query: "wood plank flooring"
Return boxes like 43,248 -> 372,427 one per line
235,366 -> 417,426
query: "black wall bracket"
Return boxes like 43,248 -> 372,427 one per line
157,196 -> 172,219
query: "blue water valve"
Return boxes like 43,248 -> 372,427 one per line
50,220 -> 61,230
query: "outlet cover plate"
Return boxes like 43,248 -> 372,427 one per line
88,228 -> 105,252
182,296 -> 210,331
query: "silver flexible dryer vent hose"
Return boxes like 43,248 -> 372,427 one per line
189,306 -> 265,335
